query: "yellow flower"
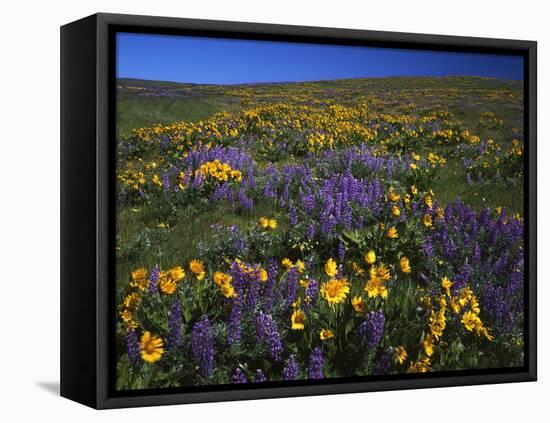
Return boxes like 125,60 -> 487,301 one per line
435,207 -> 444,220
408,357 -> 431,373
320,278 -> 350,305
119,308 -> 132,322
213,271 -> 227,286
400,256 -> 411,273
392,205 -> 401,217
365,264 -> 391,298
424,195 -> 433,209
124,292 -> 141,310
350,261 -> 365,276
388,187 -> 400,202
351,295 -> 364,312
159,278 -> 177,295
295,260 -> 306,274
410,185 -> 418,195
423,214 -> 433,228
291,309 -> 306,330
409,163 -> 417,170
441,277 -> 453,297
320,329 -> 335,341
324,258 -> 338,277
259,216 -> 277,230
169,266 -> 185,282
130,268 -> 148,291
412,153 -> 421,161
394,346 -> 408,364
423,335 -> 434,357
140,331 -> 164,363
386,226 -> 399,239
259,268 -> 268,282
364,250 -> 376,265
220,282 -> 237,298
189,259 -> 205,276
282,258 -> 293,270
461,311 -> 480,332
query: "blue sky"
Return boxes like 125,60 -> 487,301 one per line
116,32 -> 524,84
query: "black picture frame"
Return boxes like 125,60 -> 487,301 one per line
60,12 -> 537,409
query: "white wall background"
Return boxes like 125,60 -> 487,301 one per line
1,0 -> 546,420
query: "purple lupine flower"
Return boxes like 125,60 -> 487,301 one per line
304,278 -> 318,311
166,300 -> 182,350
288,203 -> 298,226
190,315 -> 215,378
262,259 -> 279,312
284,267 -> 299,309
162,172 -> 170,190
373,350 -> 392,375
337,241 -> 346,261
255,311 -> 283,361
283,354 -> 299,381
255,369 -> 267,383
307,347 -> 324,379
232,368 -> 248,384
227,297 -> 243,345
358,311 -> 385,347
126,329 -> 140,367
149,264 -> 159,294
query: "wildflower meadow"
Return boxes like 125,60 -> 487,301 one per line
115,75 -> 525,390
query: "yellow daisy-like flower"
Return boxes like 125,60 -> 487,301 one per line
441,277 -> 453,297
399,256 -> 411,273
408,357 -> 431,373
169,266 -> 185,282
213,271 -> 227,286
351,295 -> 364,312
220,282 -> 237,298
364,250 -> 376,265
386,226 -> 399,239
365,264 -> 391,298
410,185 -> 418,195
423,334 -> 435,357
394,346 -> 408,364
424,195 -> 433,209
259,268 -> 268,282
282,258 -> 293,270
295,260 -> 306,274
320,277 -> 350,305
130,267 -> 148,291
423,214 -> 433,228
388,187 -> 400,202
159,278 -> 177,295
189,259 -> 205,276
461,311 -> 480,332
291,309 -> 306,330
259,217 -> 277,230
409,163 -> 417,170
435,207 -> 444,220
140,331 -> 164,363
324,258 -> 338,277
320,329 -> 335,341
124,292 -> 141,310
119,308 -> 132,322
392,205 -> 401,217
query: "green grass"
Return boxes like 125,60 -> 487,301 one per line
116,95 -> 242,136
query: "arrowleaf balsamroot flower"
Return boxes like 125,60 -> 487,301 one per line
320,278 -> 350,305
364,250 -> 376,265
394,346 -> 408,364
291,309 -> 306,330
324,258 -> 338,277
386,226 -> 399,239
189,259 -> 206,281
400,256 -> 411,273
140,331 -> 164,363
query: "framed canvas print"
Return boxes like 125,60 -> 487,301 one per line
60,13 -> 537,409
